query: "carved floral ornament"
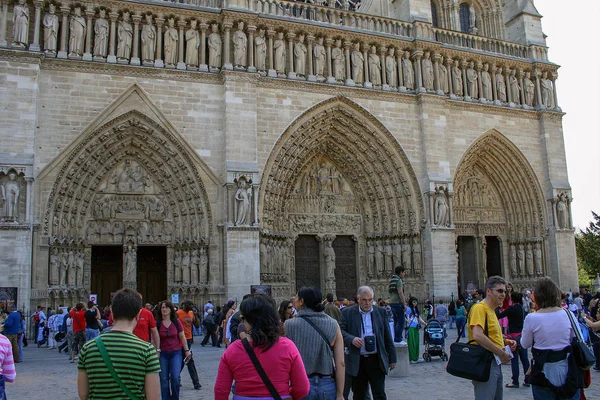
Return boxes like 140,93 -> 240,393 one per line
43,111 -> 213,246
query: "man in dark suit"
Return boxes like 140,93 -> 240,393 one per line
341,286 -> 396,400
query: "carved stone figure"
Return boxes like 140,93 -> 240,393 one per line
69,7 -> 86,57
541,71 -> 554,108
12,0 -> 29,48
351,43 -> 364,84
452,60 -> 463,96
185,20 -> 200,67
509,69 -> 520,104
313,37 -> 325,77
556,193 -> 569,229
367,243 -> 375,279
368,46 -> 381,86
124,246 -> 137,282
402,51 -> 414,89
534,243 -> 543,275
232,22 -> 247,68
384,239 -> 393,275
190,249 -> 199,283
496,67 -> 507,102
234,177 -> 252,225
323,240 -> 336,293
181,250 -> 190,283
1,172 -> 20,222
93,10 -> 109,58
67,250 -> 76,285
523,71 -> 535,106
434,186 -> 449,227
385,48 -> 397,87
438,61 -> 448,93
49,248 -> 59,285
139,15 -> 156,62
481,63 -> 492,100
375,241 -> 384,277
116,12 -> 133,61
76,250 -> 85,286
199,247 -> 208,282
517,244 -> 525,276
164,18 -> 178,66
294,35 -> 307,77
509,245 -> 517,278
412,237 -> 421,276
332,40 -> 345,81
466,61 -> 478,98
59,249 -> 68,285
526,244 -> 534,276
422,51 -> 434,90
43,4 -> 59,54
274,32 -> 286,74
401,238 -> 412,272
469,4 -> 476,33
173,249 -> 182,282
255,29 -> 267,71
208,24 -> 222,69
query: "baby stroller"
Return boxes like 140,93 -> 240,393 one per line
423,319 -> 448,362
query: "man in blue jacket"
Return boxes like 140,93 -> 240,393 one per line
3,305 -> 21,362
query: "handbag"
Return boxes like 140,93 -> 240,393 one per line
446,304 -> 493,382
95,336 -> 141,400
564,309 -> 596,370
241,338 -> 283,400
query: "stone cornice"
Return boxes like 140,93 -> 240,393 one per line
0,223 -> 32,230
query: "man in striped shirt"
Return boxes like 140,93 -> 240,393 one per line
77,288 -> 160,400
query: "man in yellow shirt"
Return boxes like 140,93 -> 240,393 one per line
468,276 -> 517,400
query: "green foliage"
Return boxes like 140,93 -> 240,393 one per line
575,211 -> 600,279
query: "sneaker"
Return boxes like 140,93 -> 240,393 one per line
417,358 -> 424,363
194,385 -> 202,390
410,360 -> 418,364
398,340 -> 407,345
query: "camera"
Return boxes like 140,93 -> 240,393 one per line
364,335 -> 376,352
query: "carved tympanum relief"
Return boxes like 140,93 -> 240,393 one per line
453,166 -> 504,224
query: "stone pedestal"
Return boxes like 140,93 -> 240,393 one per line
389,343 -> 409,377
225,227 -> 260,301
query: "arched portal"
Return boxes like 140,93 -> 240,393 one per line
453,130 -> 546,292
259,97 -> 425,299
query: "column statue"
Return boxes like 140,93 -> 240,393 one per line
12,0 -> 29,48
255,29 -> 267,71
332,39 -> 345,81
556,193 -> 569,228
76,250 -> 85,286
422,51 -> 434,91
525,244 -> 534,276
509,244 -> 517,277
116,12 -> 133,61
208,24 -> 221,69
534,243 -> 543,275
294,34 -> 307,77
402,51 -> 414,90
59,249 -> 68,285
140,14 -> 156,63
93,9 -> 109,59
481,63 -> 492,100
466,61 -> 478,98
199,247 -> 208,283
523,71 -> 535,106
163,18 -> 178,67
313,37 -> 325,77
367,243 -> 375,279
173,249 -> 182,282
43,3 -> 59,54
411,237 -> 421,276
509,69 -> 520,104
1,172 -> 20,222
49,248 -> 59,285
323,239 -> 336,294
67,250 -> 76,285
273,32 -> 286,74
496,67 -> 507,102
181,250 -> 190,283
438,60 -> 448,93
190,249 -> 199,283
234,177 -> 252,225
433,186 -> 449,227
541,71 -> 554,108
385,48 -> 397,88
368,46 -> 381,86
232,21 -> 247,68
124,245 -> 137,283
452,60 -> 463,96
375,240 -> 384,277
517,244 -> 525,276
68,6 -> 86,57
351,42 -> 364,84
185,20 -> 200,67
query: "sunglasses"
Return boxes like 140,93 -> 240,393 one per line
494,288 -> 506,294
287,306 -> 293,309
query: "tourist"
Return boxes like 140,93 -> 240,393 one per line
323,293 -> 341,323
132,295 -> 159,349
285,287 -> 345,399
278,299 -> 294,334
46,310 -> 58,349
0,331 -> 16,399
77,288 -> 160,400
387,266 -> 407,344
521,277 -> 582,399
2,305 -> 21,363
434,299 -> 448,328
84,301 -> 101,341
584,306 -> 600,371
157,300 -> 190,400
213,306 -> 225,348
496,292 -> 530,388
214,293 -> 310,399
70,303 -> 86,363
200,308 -> 217,347
405,297 -> 426,364
177,300 -> 201,389
17,311 -> 26,361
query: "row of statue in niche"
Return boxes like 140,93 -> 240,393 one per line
367,236 -> 422,280
171,247 -> 209,285
260,236 -> 294,283
508,241 -> 543,279
48,247 -> 86,287
8,3 -> 557,109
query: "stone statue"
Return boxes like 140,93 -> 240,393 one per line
401,238 -> 412,272
434,186 -> 449,227
556,193 -> 569,228
255,29 -> 267,71
496,67 -> 507,102
384,239 -> 393,275
509,69 -> 520,104
260,240 -> 268,274
208,24 -> 222,69
402,51 -> 414,89
517,244 -> 525,276
76,250 -> 85,286
232,22 -> 247,68
294,35 -> 307,77
385,48 -> 397,87
93,10 -> 109,58
367,243 -> 375,279
523,71 -> 535,106
69,6 -> 86,57
332,40 -> 345,81
541,71 -> 554,108
12,0 -> 29,48
466,61 -> 478,98
526,244 -> 534,276
452,60 -> 463,96
351,43 -> 364,84
273,32 -> 286,74
438,61 -> 448,93
173,249 -> 182,282
509,245 -> 517,277
116,12 -> 133,61
49,248 -> 59,285
368,46 -> 381,86
1,172 -> 20,222
185,20 -> 200,67
67,250 -> 76,285
234,177 -> 252,225
412,237 -> 421,276
199,247 -> 208,283
181,250 -> 190,283
43,4 -> 59,54
422,51 -> 434,90
164,18 -> 178,66
534,243 -> 543,275
469,4 -> 476,32
481,63 -> 492,100
375,241 -> 384,277
140,15 -> 156,63
190,249 -> 199,283
313,37 -> 325,77
323,240 -> 336,293
59,249 -> 68,285
124,246 -> 137,283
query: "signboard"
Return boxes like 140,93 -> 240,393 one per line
251,285 -> 272,297
0,287 -> 18,311
89,294 -> 98,305
171,294 -> 179,304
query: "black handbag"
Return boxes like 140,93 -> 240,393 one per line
564,309 -> 596,370
446,304 -> 494,382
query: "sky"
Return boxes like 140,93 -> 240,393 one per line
534,0 -> 600,231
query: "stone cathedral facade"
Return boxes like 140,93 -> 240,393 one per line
0,0 -> 576,310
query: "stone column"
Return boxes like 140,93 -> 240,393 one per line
82,7 -> 94,61
412,50 -> 424,93
533,68 -> 543,109
30,0 -> 44,51
551,71 -> 559,110
362,44 -> 371,88
58,6 -> 70,59
286,32 -> 295,79
223,21 -> 233,70
380,46 -> 387,88
518,69 -> 525,108
505,67 -> 512,104
344,41 -> 353,86
154,16 -> 164,68
130,13 -> 142,65
433,52 -> 442,95
491,64 -> 498,103
325,38 -> 334,84
177,20 -> 186,70
267,28 -> 276,77
107,11 -> 118,63
199,22 -> 208,71
25,177 -> 33,223
397,50 -> 404,90
307,35 -> 315,81
445,57 -> 454,96
0,0 -> 8,47
247,25 -> 256,72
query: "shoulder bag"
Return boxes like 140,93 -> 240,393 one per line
446,303 -> 493,382
95,336 -> 141,400
564,309 -> 596,370
241,338 -> 283,400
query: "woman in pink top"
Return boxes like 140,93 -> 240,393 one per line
0,333 -> 16,400
214,294 -> 310,400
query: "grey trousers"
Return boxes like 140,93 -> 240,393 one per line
472,361 -> 503,400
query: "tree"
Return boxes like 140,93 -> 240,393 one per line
575,211 -> 600,282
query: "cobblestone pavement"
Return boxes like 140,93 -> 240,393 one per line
7,328 -> 600,399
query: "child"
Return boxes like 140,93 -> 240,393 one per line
37,321 -> 47,347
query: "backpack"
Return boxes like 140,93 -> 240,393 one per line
33,312 -> 40,324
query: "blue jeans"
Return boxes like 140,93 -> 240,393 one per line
85,328 -> 99,342
510,340 -> 530,385
456,317 -> 467,338
160,350 -> 182,400
532,386 -> 579,400
449,315 -> 456,329
390,303 -> 405,342
0,375 -> 6,400
302,375 -> 336,400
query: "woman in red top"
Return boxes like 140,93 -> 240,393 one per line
70,303 -> 86,363
214,294 -> 310,400
157,301 -> 190,400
